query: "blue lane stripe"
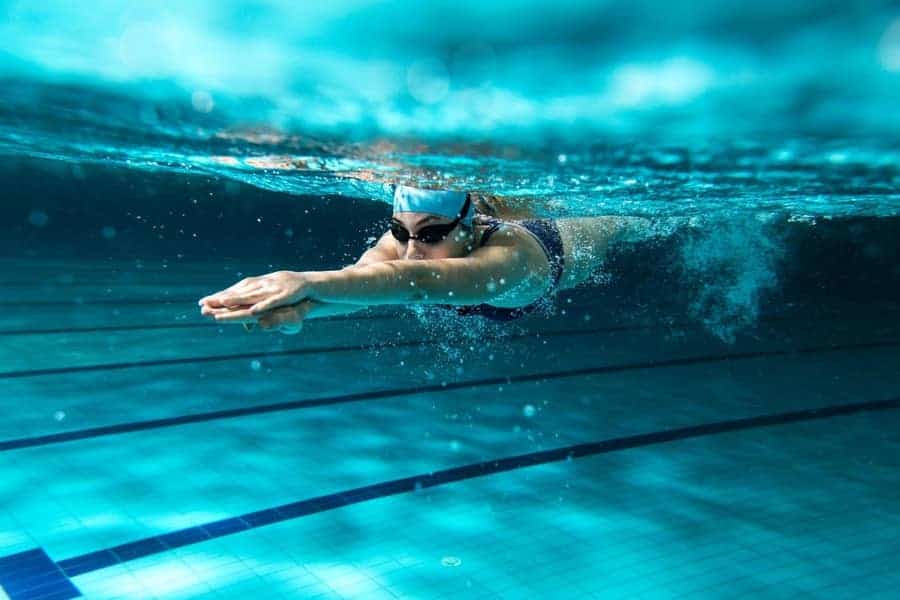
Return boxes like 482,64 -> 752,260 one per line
0,549 -> 81,599
26,393 -> 894,579
1,339 -> 898,453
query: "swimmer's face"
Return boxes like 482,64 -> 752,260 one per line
391,212 -> 474,260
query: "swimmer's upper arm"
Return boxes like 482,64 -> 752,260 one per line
313,224 -> 550,307
402,229 -> 551,306
347,230 -> 398,268
448,232 -> 551,305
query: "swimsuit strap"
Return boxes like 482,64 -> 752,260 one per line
477,217 -> 504,247
515,219 -> 565,291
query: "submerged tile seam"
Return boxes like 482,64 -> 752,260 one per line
0,324 -> 651,379
3,393 -> 896,588
0,312 -> 588,337
0,314 -> 394,336
0,298 -> 206,307
1,305 -> 895,337
0,339 -> 897,453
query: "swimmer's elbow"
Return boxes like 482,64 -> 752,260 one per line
380,261 -> 434,303
406,267 -> 441,303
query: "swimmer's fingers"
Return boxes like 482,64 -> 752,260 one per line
204,287 -> 273,309
198,277 -> 263,307
200,303 -> 229,316
200,286 -> 254,307
200,296 -> 234,309
257,305 -> 307,335
248,294 -> 294,315
199,292 -> 239,308
211,307 -> 258,322
201,304 -> 252,318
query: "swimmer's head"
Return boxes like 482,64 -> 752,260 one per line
391,185 -> 475,260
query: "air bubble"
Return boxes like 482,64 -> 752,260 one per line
191,90 -> 214,113
28,211 -> 49,227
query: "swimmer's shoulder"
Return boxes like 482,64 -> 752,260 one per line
472,215 -> 508,242
352,229 -> 400,266
472,217 -> 553,285
473,216 -> 536,250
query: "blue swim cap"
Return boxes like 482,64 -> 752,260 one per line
392,185 -> 474,225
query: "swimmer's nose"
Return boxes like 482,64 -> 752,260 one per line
404,241 -> 426,260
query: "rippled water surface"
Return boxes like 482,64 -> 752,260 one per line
1,1 -> 897,218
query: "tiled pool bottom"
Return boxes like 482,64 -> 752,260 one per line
1,260 -> 899,598
2,408 -> 899,599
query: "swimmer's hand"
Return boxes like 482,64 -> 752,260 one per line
256,302 -> 310,334
199,300 -> 312,335
197,270 -> 314,321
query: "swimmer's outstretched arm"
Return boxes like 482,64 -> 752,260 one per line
308,252 -> 529,305
199,233 -> 394,326
202,241 -> 547,322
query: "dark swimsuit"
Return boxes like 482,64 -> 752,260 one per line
439,217 -> 565,321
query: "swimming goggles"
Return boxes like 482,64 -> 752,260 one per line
390,193 -> 471,244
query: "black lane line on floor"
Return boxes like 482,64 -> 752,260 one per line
0,281 -> 227,288
0,323 -> 657,379
3,303 -> 898,337
2,339 -> 898,453
0,264 -> 273,274
0,306 -> 620,335
0,313 -> 396,336
0,298 -> 207,307
5,305 -> 897,372
0,296 -> 393,308
0,339 -> 422,380
0,313 -> 584,336
25,393 -> 900,581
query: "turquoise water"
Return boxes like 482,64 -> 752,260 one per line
1,1 -> 898,217
1,2 -> 900,599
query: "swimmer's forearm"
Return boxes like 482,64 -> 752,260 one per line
302,300 -> 369,320
307,260 -> 495,306
308,264 -> 430,305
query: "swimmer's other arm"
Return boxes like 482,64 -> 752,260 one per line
344,230 -> 397,268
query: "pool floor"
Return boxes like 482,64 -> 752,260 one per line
1,258 -> 898,599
